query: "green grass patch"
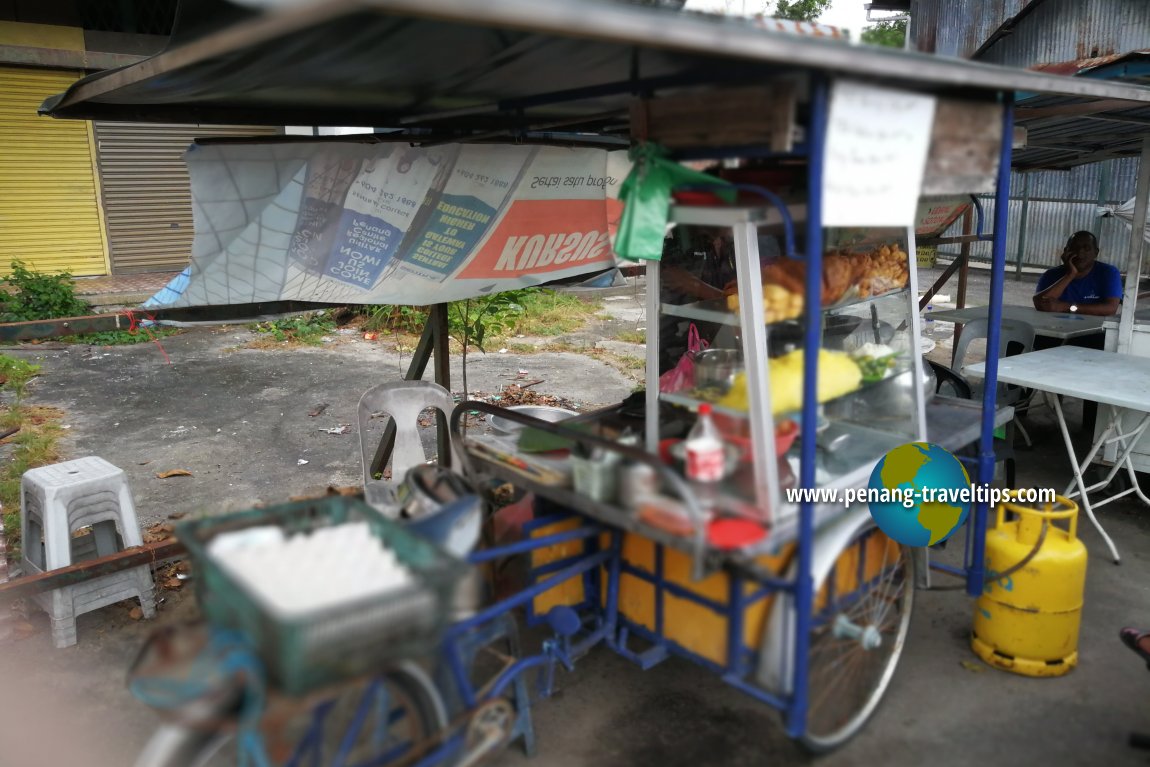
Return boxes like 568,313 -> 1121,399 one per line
0,405 -> 66,557
353,288 -> 601,348
615,329 -> 646,345
62,327 -> 183,346
615,354 -> 646,371
250,311 -> 337,346
512,290 -> 601,336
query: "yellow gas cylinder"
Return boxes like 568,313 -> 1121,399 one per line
971,494 -> 1087,677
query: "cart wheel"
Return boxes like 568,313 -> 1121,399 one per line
758,513 -> 914,753
802,523 -> 913,752
133,662 -> 448,767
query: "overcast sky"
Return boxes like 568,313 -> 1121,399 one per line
681,0 -> 900,39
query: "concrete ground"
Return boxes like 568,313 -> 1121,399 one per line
2,271 -> 1149,767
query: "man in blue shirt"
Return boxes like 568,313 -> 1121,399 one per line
1033,231 -> 1122,316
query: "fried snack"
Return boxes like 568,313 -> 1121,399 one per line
764,256 -> 855,307
861,243 -> 910,297
763,284 -> 803,323
726,283 -> 803,321
763,260 -> 806,295
821,254 -> 854,305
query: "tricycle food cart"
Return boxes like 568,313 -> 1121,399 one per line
37,0 -> 1150,764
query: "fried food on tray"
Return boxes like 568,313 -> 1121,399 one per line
821,254 -> 854,305
726,283 -> 804,322
762,260 -> 806,295
719,240 -> 910,315
856,243 -> 909,298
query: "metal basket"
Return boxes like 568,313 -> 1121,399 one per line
177,495 -> 466,696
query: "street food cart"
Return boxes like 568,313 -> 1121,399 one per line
38,1 -> 1150,763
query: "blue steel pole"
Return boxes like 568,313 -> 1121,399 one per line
787,76 -> 828,739
967,94 -> 1014,597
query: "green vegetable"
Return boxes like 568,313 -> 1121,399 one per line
855,354 -> 897,382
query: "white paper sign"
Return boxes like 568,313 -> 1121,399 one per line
822,81 -> 937,228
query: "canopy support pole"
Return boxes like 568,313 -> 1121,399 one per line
432,303 -> 453,466
1118,137 -> 1150,355
370,303 -> 453,476
953,208 -> 972,367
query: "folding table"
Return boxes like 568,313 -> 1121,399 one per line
966,345 -> 1150,563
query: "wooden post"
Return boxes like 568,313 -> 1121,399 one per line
952,208 -> 973,367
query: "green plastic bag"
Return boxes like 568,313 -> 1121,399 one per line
614,143 -> 735,262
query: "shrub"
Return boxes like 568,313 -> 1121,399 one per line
0,260 -> 91,322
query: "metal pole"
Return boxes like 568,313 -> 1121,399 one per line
1094,160 -> 1112,239
645,260 -> 661,453
432,303 -> 452,465
1014,172 -> 1030,281
371,317 -> 437,476
786,74 -> 827,741
968,95 -> 1013,598
1118,137 -> 1150,356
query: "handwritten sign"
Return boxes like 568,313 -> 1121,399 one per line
822,81 -> 937,227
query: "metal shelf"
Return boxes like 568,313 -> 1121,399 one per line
660,286 -> 910,329
659,356 -> 915,421
669,203 -> 807,227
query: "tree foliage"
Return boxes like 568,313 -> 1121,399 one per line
772,0 -> 832,22
860,19 -> 907,48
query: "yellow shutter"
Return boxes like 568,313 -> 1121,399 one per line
0,66 -> 109,277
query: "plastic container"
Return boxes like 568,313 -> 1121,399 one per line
571,454 -> 619,503
177,496 -> 466,696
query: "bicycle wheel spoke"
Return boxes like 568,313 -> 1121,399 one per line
867,541 -> 894,625
803,530 -> 913,750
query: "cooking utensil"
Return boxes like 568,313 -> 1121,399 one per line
488,405 -> 578,435
693,348 -> 743,391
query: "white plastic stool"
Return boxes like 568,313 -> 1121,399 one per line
20,457 -> 155,648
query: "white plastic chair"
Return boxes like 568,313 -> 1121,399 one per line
358,380 -> 460,513
953,317 -> 1036,447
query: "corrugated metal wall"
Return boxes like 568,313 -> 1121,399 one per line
938,158 -> 1143,271
910,0 -> 1037,58
0,66 -> 109,277
912,0 -> 1148,271
94,123 -> 279,273
976,0 -> 1150,68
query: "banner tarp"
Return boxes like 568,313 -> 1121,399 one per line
147,142 -> 629,308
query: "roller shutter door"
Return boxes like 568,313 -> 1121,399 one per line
94,123 -> 279,273
0,67 -> 109,277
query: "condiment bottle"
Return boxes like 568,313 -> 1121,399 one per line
685,403 -> 724,510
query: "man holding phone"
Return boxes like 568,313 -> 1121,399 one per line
1033,230 -> 1122,316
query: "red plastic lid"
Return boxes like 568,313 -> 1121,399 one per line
707,517 -> 767,550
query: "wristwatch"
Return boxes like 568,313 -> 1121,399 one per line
1070,304 -> 1079,313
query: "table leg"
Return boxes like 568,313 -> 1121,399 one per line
1063,404 -> 1125,497
1067,406 -> 1150,507
1050,393 -> 1121,564
1107,410 -> 1150,506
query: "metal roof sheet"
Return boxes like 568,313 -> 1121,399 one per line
36,0 -> 1150,172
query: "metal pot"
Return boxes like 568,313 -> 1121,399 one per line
694,348 -> 743,390
826,358 -> 935,420
861,362 -> 936,411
